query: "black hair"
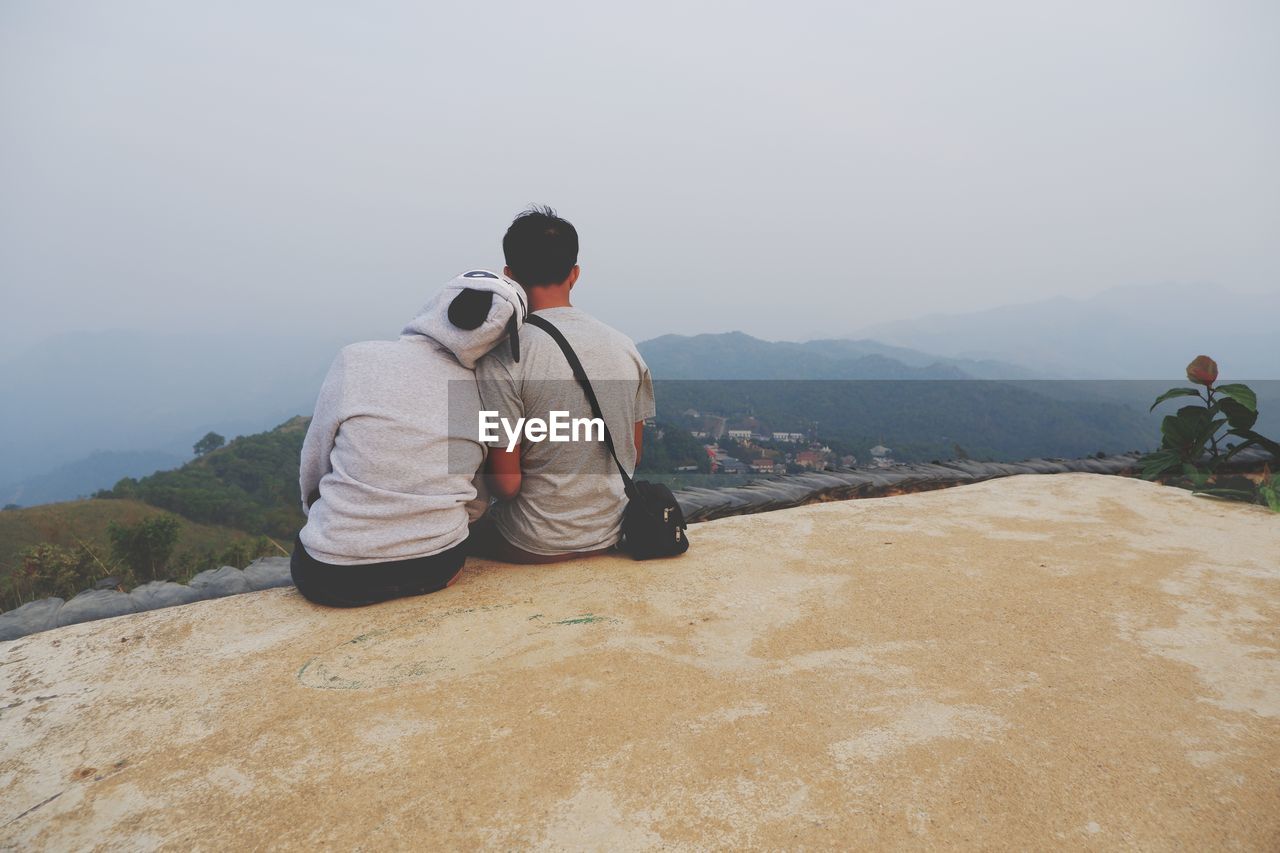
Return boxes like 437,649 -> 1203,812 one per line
502,205 -> 579,287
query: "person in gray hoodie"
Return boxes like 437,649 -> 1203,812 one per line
292,270 -> 527,606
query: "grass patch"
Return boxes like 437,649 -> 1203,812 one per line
0,499 -> 264,592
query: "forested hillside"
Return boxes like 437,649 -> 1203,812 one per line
652,380 -> 1154,462
102,416 -> 311,538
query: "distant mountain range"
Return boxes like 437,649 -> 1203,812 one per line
1,450 -> 185,507
638,332 -> 1038,380
852,283 -> 1279,379
635,329 -> 1163,464
636,330 -> 1278,456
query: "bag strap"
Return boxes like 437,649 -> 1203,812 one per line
524,313 -> 635,495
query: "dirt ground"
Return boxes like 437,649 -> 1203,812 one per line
2,473 -> 1278,850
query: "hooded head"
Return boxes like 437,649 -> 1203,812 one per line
401,270 -> 528,368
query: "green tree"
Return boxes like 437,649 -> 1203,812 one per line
637,422 -> 713,474
194,431 -> 226,457
108,515 -> 182,582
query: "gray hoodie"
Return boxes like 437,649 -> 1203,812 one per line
298,270 -> 527,565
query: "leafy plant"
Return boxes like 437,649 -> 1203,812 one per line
107,514 -> 182,582
1260,469 -> 1280,512
1140,356 -> 1280,510
171,536 -> 279,581
6,542 -> 115,605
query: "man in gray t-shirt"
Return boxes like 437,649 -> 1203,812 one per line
472,207 -> 655,561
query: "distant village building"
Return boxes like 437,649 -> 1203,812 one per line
707,445 -> 748,475
750,458 -> 782,474
727,429 -> 753,441
772,432 -> 805,443
795,450 -> 828,470
869,445 -> 895,468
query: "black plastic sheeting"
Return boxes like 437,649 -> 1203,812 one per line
674,452 -> 1136,523
1,447 -> 1273,643
0,557 -> 293,642
671,446 -> 1274,523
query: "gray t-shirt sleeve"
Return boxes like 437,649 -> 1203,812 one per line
635,365 -> 656,422
475,354 -> 524,445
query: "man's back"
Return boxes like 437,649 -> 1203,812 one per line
476,306 -> 654,555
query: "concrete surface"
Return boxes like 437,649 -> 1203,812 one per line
2,473 -> 1278,850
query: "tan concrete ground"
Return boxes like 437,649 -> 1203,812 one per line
2,473 -> 1279,850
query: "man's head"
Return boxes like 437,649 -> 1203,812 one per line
502,206 -> 579,288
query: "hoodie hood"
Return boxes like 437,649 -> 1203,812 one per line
401,270 -> 528,368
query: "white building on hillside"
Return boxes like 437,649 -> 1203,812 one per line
869,445 -> 895,468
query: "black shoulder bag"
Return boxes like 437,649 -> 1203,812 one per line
524,314 -> 689,560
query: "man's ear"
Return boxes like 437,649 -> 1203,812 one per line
448,288 -> 494,330
567,265 -> 580,290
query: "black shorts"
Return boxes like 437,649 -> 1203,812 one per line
290,539 -> 467,608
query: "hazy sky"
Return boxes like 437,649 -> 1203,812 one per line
3,0 -> 1278,354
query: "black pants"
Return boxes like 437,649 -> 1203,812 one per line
291,540 -> 467,608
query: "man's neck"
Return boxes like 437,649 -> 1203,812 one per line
526,285 -> 573,312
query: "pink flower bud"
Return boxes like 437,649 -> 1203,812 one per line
1186,355 -> 1218,387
